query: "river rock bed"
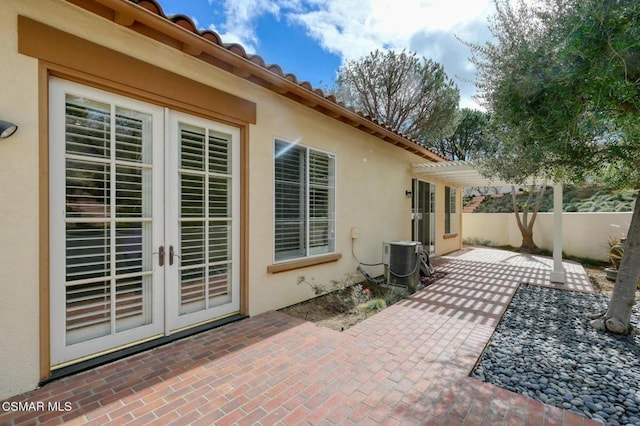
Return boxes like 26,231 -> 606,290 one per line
471,284 -> 640,425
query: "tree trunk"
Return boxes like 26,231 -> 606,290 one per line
512,185 -> 546,253
590,190 -> 640,334
520,228 -> 536,252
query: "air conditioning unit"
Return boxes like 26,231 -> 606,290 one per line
382,241 -> 423,292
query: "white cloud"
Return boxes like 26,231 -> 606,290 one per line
288,0 -> 493,57
289,0 -> 495,108
209,0 -> 496,108
213,0 -> 302,53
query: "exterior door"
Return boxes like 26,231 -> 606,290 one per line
412,179 -> 435,253
49,79 -> 240,367
165,112 -> 240,332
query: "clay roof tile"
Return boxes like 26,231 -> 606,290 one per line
122,0 -> 446,162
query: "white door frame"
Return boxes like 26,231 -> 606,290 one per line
49,78 -> 241,366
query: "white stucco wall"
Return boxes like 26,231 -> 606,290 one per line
462,212 -> 632,261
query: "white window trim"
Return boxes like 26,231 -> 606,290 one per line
273,138 -> 337,264
445,186 -> 458,235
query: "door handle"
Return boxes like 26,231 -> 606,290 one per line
153,245 -> 165,267
169,245 -> 181,266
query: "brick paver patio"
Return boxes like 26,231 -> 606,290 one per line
0,248 -> 599,425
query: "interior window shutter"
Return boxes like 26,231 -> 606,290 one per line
308,150 -> 335,255
274,141 -> 306,261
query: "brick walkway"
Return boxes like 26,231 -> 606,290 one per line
1,248 -> 599,425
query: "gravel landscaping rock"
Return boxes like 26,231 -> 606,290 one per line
471,284 -> 640,425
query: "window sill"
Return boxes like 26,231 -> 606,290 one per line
267,253 -> 342,274
443,233 -> 458,240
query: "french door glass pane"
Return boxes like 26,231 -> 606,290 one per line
66,160 -> 110,218
65,280 -> 111,345
181,174 -> 205,217
66,223 -> 110,281
180,128 -> 205,171
208,266 -> 231,306
180,268 -> 206,314
64,94 -> 153,345
178,123 -> 233,316
209,222 -> 230,263
116,275 -> 152,332
65,96 -> 110,159
180,222 -> 205,266
209,132 -> 231,174
115,222 -> 151,275
115,108 -> 151,164
209,177 -> 230,217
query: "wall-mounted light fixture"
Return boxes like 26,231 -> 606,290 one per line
0,120 -> 18,139
405,190 -> 412,198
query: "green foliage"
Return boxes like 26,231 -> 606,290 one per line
332,49 -> 459,147
382,288 -> 410,306
296,274 -> 414,314
366,298 -> 387,312
433,108 -> 491,160
348,284 -> 371,308
472,186 -> 635,213
469,0 -> 640,188
463,237 -> 500,247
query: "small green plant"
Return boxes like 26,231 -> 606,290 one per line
383,288 -> 409,306
463,237 -> 499,247
366,298 -> 387,312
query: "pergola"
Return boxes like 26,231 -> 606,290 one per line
412,161 -> 566,284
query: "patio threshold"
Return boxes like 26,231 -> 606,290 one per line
41,313 -> 248,387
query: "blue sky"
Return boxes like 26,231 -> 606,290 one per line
156,0 -> 497,109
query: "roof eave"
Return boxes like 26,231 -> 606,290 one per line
77,0 -> 445,163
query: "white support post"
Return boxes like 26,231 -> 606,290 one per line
550,182 -> 566,283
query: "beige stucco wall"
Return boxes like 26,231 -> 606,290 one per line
248,96 -> 423,313
0,0 -> 42,402
462,212 -> 632,261
0,0 -> 462,399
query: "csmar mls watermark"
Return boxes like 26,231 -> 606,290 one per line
2,401 -> 73,412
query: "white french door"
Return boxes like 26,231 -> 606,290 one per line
49,78 -> 240,367
412,179 -> 435,254
166,112 -> 240,332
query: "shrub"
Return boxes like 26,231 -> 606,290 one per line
383,288 -> 409,306
366,298 -> 387,312
347,284 -> 371,308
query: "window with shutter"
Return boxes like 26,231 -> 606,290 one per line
274,140 -> 335,262
445,186 -> 457,234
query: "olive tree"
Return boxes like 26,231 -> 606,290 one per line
332,49 -> 460,148
470,0 -> 640,333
